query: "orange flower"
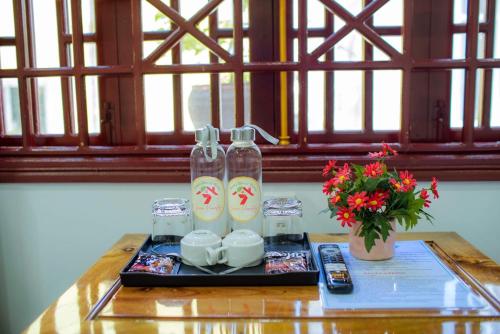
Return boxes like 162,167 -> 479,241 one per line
322,160 -> 337,177
390,178 -> 404,192
399,170 -> 417,191
336,207 -> 356,227
329,192 -> 342,205
347,191 -> 368,211
420,189 -> 431,208
363,162 -> 385,177
431,177 -> 439,199
367,193 -> 385,211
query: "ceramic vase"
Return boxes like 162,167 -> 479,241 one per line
348,219 -> 396,260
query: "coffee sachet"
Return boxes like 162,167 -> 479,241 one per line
264,251 -> 310,274
129,251 -> 177,275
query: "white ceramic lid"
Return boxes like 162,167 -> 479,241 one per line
181,230 -> 221,246
222,229 -> 263,247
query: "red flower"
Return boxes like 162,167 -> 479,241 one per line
336,207 -> 356,227
339,163 -> 351,177
382,143 -> 398,156
420,189 -> 431,208
368,143 -> 398,158
390,178 -> 404,192
431,177 -> 439,199
363,162 -> 385,177
367,193 -> 385,211
331,163 -> 351,186
347,191 -> 368,211
399,170 -> 417,191
322,160 -> 337,177
374,190 -> 390,201
322,178 -> 336,195
368,151 -> 385,158
329,192 -> 342,205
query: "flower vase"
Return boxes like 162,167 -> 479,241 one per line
348,220 -> 396,260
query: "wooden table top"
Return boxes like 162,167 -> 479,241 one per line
24,232 -> 500,334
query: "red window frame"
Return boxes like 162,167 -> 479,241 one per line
0,0 -> 500,183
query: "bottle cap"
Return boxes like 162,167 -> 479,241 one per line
194,125 -> 219,162
230,124 -> 279,144
195,127 -> 220,142
230,127 -> 255,141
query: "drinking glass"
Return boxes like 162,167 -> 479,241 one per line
152,198 -> 193,249
263,198 -> 303,240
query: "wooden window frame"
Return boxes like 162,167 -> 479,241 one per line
1,0 -> 500,183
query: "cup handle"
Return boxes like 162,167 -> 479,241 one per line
205,247 -> 220,266
217,246 -> 228,264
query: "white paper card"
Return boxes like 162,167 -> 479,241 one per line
312,241 -> 487,309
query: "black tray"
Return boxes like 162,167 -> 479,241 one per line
120,233 -> 319,287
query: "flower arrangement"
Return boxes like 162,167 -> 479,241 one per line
322,143 -> 439,253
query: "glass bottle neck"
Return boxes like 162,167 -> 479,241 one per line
231,140 -> 255,147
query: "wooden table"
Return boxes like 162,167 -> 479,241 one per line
24,233 -> 500,333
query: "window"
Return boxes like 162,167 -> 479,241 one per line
1,0 -> 499,182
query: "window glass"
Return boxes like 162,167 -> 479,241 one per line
491,69 -> 500,127
373,0 -> 403,27
293,0 -> 326,29
0,0 -> 15,37
1,78 -> 21,135
307,71 -> 325,131
143,41 -> 173,65
450,69 -> 465,128
85,76 -> 100,134
81,0 -> 96,34
0,46 -> 17,69
182,73 -> 211,131
453,0 -> 468,24
32,0 -> 60,68
142,0 -> 171,32
372,36 -> 402,61
373,70 -> 402,131
36,77 -> 65,134
144,74 -> 175,132
334,70 -> 363,131
84,43 -> 97,67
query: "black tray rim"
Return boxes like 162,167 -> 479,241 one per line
120,232 -> 320,287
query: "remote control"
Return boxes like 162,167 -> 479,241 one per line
318,244 -> 353,293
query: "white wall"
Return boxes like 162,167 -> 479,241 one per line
0,182 -> 499,333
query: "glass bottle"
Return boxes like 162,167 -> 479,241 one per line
190,125 -> 227,236
226,125 -> 278,235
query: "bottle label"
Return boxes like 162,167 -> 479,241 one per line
228,176 -> 261,222
192,176 -> 225,222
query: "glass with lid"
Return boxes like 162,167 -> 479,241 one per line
152,198 -> 193,248
263,197 -> 304,240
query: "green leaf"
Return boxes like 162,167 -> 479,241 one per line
319,207 -> 330,214
379,219 -> 391,242
364,177 -> 379,192
364,228 -> 380,253
352,164 -> 364,179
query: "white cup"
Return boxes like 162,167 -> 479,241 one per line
207,229 -> 264,267
180,230 -> 221,266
